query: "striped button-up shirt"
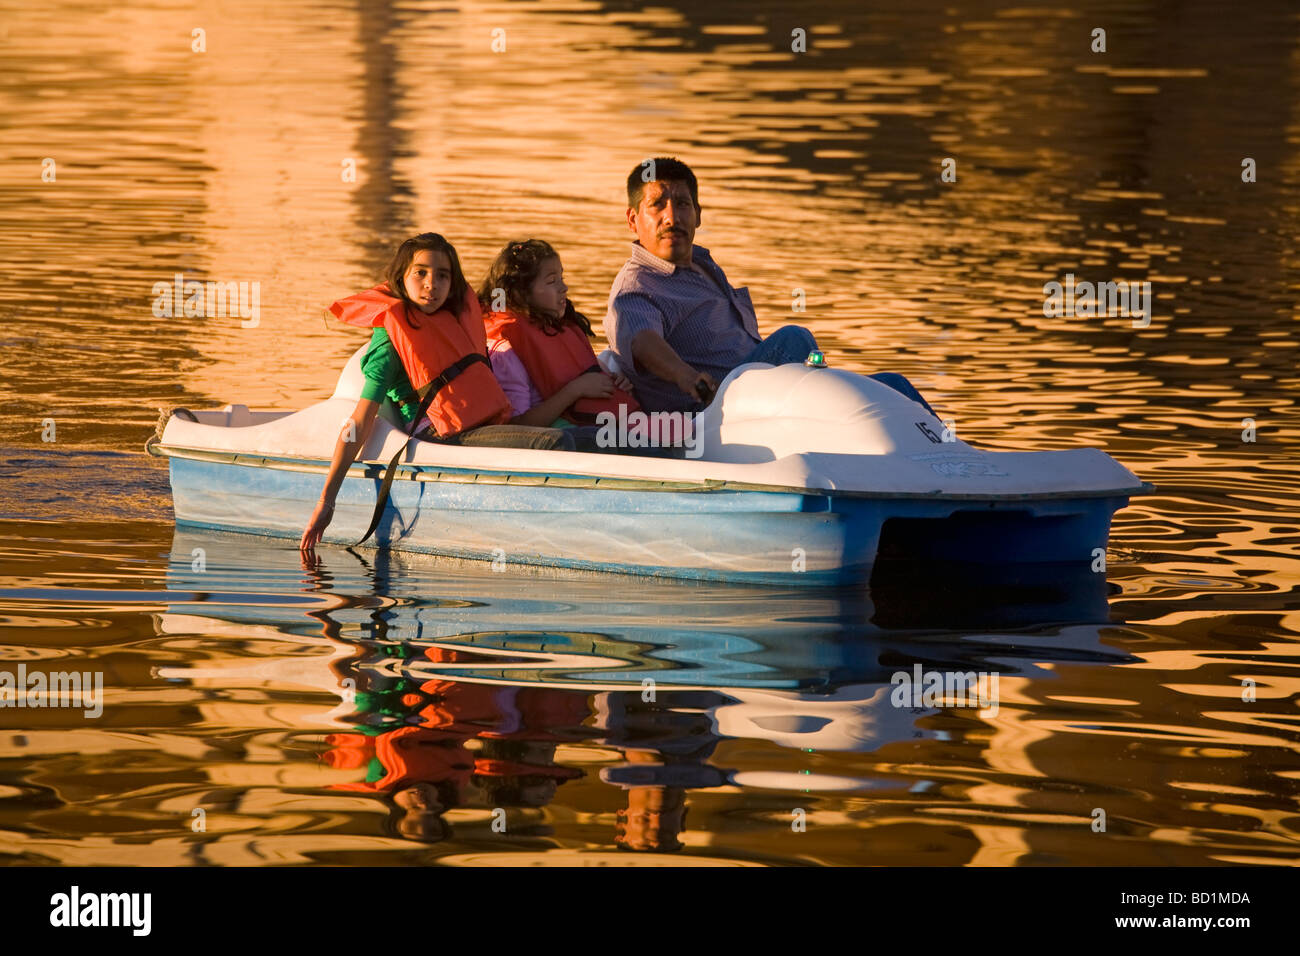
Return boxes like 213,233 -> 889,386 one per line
604,241 -> 762,412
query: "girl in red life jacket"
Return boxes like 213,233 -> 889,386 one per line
300,233 -> 575,555
479,239 -> 642,430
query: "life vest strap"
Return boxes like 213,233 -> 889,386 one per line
416,352 -> 490,404
354,352 -> 491,548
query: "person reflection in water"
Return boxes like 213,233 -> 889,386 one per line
593,690 -> 727,853
614,751 -> 690,853
322,642 -> 586,842
474,739 -> 584,814
322,622 -> 734,853
322,725 -> 474,844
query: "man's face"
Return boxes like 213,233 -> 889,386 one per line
627,179 -> 699,265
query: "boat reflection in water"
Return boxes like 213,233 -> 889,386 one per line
159,528 -> 1130,860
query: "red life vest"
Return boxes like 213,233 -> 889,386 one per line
483,310 -> 640,424
329,285 -> 512,437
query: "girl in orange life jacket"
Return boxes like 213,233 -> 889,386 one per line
300,233 -> 574,555
480,239 -> 641,431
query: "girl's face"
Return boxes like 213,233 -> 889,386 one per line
403,249 -> 452,314
528,256 -> 568,320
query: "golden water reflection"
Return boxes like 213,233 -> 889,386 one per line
1,0 -> 1298,865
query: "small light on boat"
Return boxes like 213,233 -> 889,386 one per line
804,349 -> 827,368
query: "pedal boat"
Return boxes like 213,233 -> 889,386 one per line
147,346 -> 1152,584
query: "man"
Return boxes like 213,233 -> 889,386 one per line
604,156 -> 935,415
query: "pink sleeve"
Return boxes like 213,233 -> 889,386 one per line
488,340 -> 543,418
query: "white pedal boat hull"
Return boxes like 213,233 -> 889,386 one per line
148,347 -> 1150,584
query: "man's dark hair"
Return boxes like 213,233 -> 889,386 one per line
626,157 -> 699,212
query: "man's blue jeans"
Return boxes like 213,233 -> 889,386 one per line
741,325 -> 937,416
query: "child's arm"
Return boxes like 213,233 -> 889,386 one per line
512,374 -> 612,427
490,341 -> 615,426
301,397 -> 381,552
595,346 -> 636,392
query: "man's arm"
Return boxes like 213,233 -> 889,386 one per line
630,329 -> 717,403
612,292 -> 717,402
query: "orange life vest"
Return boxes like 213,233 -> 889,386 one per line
330,285 -> 512,437
325,726 -> 474,793
483,310 -> 640,424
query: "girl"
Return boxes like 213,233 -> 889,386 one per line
300,233 -> 573,553
479,239 -> 641,434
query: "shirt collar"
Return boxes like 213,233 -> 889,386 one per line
630,240 -> 713,276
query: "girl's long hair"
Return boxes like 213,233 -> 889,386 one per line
478,239 -> 594,337
382,233 -> 469,327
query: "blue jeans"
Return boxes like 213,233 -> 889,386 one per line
420,423 -> 575,450
741,324 -> 820,366
865,372 -> 937,416
740,325 -> 937,416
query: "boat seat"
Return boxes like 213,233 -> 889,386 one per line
331,342 -> 406,429
595,348 -> 621,375
331,343 -> 370,403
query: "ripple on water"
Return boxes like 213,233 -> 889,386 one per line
2,0 -> 1300,866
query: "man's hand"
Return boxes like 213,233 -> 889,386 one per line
674,368 -> 718,403
629,329 -> 717,403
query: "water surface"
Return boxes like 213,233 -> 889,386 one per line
1,0 -> 1297,865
